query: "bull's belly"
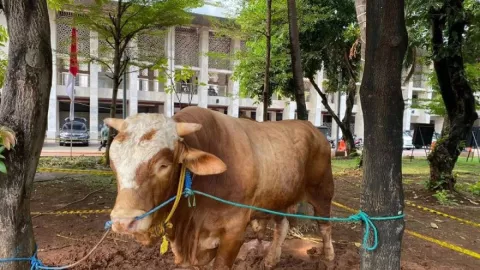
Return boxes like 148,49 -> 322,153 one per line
250,176 -> 305,212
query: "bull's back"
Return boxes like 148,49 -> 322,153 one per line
173,107 -> 331,210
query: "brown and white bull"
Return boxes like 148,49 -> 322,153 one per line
106,106 -> 334,269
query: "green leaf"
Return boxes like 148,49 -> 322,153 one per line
0,161 -> 6,174
0,146 -> 4,153
0,154 -> 5,159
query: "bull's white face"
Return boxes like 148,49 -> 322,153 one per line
109,114 -> 178,190
105,113 -> 227,245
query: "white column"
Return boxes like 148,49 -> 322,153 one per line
339,92 -> 347,138
89,31 -> 99,139
228,38 -> 241,117
308,70 -> 324,126
256,103 -> 264,122
283,101 -> 297,120
354,83 -> 364,139
47,10 -> 58,139
198,27 -> 209,108
128,40 -> 138,116
423,86 -> 432,124
403,81 -> 413,131
154,69 -> 159,92
331,92 -> 346,141
164,27 -> 175,117
129,65 -> 139,115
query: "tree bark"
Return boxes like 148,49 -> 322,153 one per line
360,0 -> 407,268
263,0 -> 272,122
355,0 -> 367,167
105,0 -> 124,165
427,0 -> 478,191
308,77 -> 356,155
0,0 -> 52,268
287,0 -> 307,120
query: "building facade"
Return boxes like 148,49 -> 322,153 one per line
0,10 -> 478,143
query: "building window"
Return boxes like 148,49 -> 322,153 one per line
276,112 -> 283,121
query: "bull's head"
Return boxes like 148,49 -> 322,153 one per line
105,114 -> 226,245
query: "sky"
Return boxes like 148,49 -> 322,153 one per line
192,1 -> 240,18
192,5 -> 228,17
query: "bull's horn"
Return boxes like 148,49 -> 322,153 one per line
104,118 -> 125,131
176,122 -> 202,137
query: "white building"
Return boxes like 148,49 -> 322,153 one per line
0,10 -> 478,143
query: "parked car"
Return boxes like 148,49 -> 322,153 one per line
403,131 -> 414,150
59,121 -> 90,146
315,126 -> 335,148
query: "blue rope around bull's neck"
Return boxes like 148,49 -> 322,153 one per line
105,169 -> 404,251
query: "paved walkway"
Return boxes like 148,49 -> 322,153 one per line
41,142 -> 448,158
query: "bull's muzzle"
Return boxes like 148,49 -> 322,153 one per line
110,208 -> 151,234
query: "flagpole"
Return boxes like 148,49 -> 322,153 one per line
70,93 -> 74,159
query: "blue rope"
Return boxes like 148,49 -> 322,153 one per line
1,169 -> 405,268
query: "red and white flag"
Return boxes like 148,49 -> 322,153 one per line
66,27 -> 78,121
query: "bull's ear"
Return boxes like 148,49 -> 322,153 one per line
182,148 -> 227,175
104,118 -> 125,131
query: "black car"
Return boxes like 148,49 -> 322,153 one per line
59,121 -> 90,146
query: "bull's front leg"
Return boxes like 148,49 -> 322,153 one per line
264,216 -> 289,269
212,228 -> 246,270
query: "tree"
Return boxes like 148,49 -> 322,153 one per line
0,0 -> 52,268
427,0 -> 479,190
71,0 -> 203,163
359,0 -> 407,268
231,0 -> 359,146
301,0 -> 360,154
405,0 -> 480,190
287,0 -> 308,120
264,0 -> 272,121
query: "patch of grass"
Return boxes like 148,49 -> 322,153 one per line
432,190 -> 458,205
39,157 -> 108,170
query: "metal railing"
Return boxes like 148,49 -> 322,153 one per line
58,72 -> 89,87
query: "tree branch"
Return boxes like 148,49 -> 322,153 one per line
308,76 -> 346,131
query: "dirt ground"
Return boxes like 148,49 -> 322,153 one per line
30,171 -> 480,270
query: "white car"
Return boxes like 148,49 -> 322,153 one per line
403,131 -> 414,150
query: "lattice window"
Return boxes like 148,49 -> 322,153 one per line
209,33 -> 231,70
137,33 -> 165,62
175,27 -> 199,67
56,13 -> 90,57
98,39 -> 114,59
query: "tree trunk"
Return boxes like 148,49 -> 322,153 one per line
105,0 -> 123,165
427,0 -> 478,191
355,0 -> 366,167
308,77 -> 356,155
360,0 -> 407,268
287,0 -> 307,120
263,0 -> 272,122
0,0 -> 52,268
355,0 -> 366,69
342,79 -> 357,154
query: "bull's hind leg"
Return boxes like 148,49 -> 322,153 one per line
306,167 -> 335,261
251,218 -> 269,253
264,216 -> 289,269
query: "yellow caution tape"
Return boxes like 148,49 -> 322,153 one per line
37,167 -> 113,175
405,201 -> 480,228
332,200 -> 480,260
405,229 -> 480,260
31,209 -> 112,216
